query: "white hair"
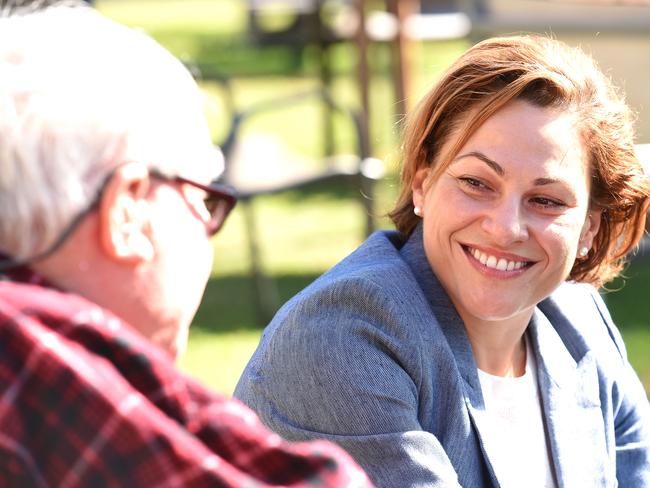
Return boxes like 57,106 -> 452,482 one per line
0,2 -> 215,259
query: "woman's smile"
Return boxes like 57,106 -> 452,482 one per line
462,244 -> 536,275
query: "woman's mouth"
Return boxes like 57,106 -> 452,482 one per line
464,245 -> 535,272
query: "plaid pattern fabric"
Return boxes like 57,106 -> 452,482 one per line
0,272 -> 372,487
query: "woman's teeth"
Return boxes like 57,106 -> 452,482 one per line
469,247 -> 528,271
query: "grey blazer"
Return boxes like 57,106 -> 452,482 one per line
234,225 -> 650,487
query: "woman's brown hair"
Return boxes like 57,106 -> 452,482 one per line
389,35 -> 649,288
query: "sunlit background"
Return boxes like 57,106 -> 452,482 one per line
96,0 -> 650,395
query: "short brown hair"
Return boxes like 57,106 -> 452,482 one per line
390,35 -> 649,288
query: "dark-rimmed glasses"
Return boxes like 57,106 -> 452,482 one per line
148,168 -> 237,236
0,167 -> 237,272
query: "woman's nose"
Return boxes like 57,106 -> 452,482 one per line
480,198 -> 529,246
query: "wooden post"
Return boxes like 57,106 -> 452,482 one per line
387,0 -> 419,119
354,0 -> 375,236
355,0 -> 371,160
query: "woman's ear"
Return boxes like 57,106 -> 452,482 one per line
579,209 -> 602,253
412,166 -> 431,212
98,162 -> 155,263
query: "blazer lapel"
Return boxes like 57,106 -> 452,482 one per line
529,310 -> 612,487
441,316 -> 501,488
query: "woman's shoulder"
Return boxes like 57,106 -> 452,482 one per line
324,229 -> 412,282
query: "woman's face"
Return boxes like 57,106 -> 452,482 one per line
412,99 -> 601,327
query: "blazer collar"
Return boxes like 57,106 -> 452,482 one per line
528,308 -> 611,487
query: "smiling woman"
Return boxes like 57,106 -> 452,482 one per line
234,35 -> 650,488
412,100 -> 600,378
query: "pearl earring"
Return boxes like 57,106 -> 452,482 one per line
413,206 -> 422,217
578,246 -> 589,258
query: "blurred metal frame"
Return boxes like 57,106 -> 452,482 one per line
208,74 -> 384,324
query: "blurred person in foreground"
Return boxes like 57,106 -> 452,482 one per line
0,2 -> 372,486
235,35 -> 650,487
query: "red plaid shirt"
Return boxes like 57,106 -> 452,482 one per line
0,269 -> 373,487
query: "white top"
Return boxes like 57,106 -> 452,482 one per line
474,340 -> 557,488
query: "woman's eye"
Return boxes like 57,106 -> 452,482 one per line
530,196 -> 566,208
459,176 -> 490,191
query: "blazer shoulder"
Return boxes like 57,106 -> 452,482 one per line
261,231 -> 440,370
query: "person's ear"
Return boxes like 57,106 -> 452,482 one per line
99,163 -> 155,263
578,209 -> 602,257
412,166 -> 431,213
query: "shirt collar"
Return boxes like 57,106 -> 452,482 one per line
0,251 -> 55,288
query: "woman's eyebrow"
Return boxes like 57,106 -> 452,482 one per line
454,151 -> 504,176
534,176 -> 562,186
454,152 -> 574,189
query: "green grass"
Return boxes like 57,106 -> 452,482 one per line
605,262 -> 650,394
179,327 -> 262,394
207,182 -> 398,278
97,0 -> 245,36
621,326 -> 650,392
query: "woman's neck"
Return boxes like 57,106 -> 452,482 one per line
461,313 -> 531,378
